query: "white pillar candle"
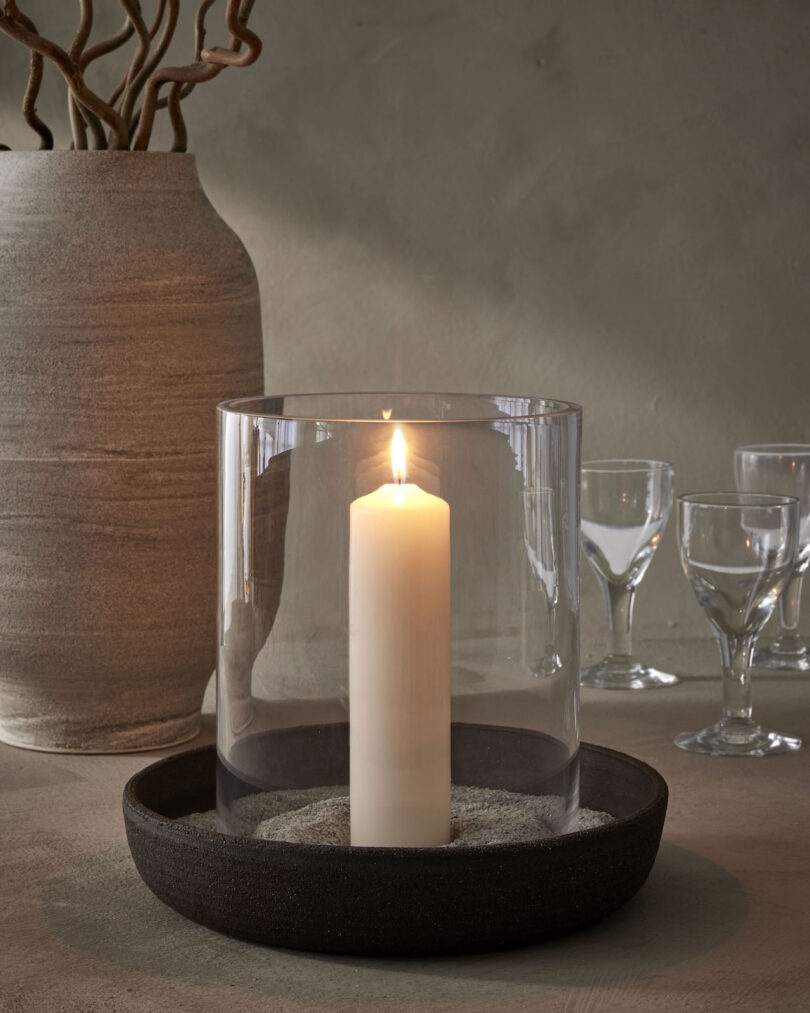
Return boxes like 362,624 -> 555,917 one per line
349,429 -> 451,847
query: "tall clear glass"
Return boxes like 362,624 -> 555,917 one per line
217,394 -> 581,845
676,492 -> 800,756
580,460 -> 678,690
734,444 -> 810,670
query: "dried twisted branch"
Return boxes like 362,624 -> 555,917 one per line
1,5 -> 53,149
133,0 -> 260,152
195,0 -> 219,60
66,0 -> 94,148
130,0 -> 216,136
75,14 -> 134,150
148,0 -> 167,38
74,97 -> 108,149
69,97 -> 89,149
0,2 -> 128,149
69,0 -> 93,60
80,15 -> 133,72
166,82 -> 187,152
107,0 -> 165,113
132,62 -> 218,151
117,0 -> 151,133
123,0 -> 179,131
23,40 -> 54,149
0,0 -> 262,152
201,0 -> 260,68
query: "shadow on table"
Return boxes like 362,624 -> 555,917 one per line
44,840 -> 747,1003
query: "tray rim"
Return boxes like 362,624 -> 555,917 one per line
123,739 -> 668,860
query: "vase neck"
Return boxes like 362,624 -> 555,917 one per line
0,151 -> 200,196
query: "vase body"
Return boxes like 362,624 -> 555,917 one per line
0,152 -> 264,752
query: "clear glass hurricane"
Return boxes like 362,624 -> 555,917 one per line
580,460 -> 678,690
675,492 -> 801,757
216,393 -> 583,842
734,445 -> 810,671
522,487 -> 562,677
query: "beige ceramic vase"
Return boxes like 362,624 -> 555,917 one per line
0,151 -> 263,752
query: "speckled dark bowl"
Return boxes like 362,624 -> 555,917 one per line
123,728 -> 667,956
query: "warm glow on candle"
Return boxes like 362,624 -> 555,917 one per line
392,428 -> 407,484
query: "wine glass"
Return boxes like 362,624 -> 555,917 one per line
676,492 -> 801,756
580,460 -> 678,689
734,444 -> 810,671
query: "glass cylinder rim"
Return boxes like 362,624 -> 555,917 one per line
679,491 -> 799,509
216,392 -> 582,424
735,443 -> 810,457
581,458 -> 673,474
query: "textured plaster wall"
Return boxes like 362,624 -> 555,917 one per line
2,1 -> 809,646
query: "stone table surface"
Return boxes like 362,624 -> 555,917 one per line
2,637 -> 809,1013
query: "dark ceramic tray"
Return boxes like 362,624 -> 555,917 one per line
123,728 -> 667,956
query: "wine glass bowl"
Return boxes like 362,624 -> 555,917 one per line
580,460 -> 678,690
676,492 -> 801,756
734,444 -> 810,670
581,513 -> 667,588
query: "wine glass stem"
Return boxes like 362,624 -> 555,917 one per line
718,632 -> 754,722
605,582 -> 635,659
777,570 -> 804,636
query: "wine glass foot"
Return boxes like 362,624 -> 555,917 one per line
580,657 -> 679,690
752,643 -> 810,672
674,721 -> 802,757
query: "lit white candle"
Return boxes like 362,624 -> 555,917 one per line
349,429 -> 451,847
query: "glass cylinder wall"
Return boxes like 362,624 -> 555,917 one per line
217,394 -> 581,844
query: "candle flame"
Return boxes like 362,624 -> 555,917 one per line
391,428 -> 407,484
